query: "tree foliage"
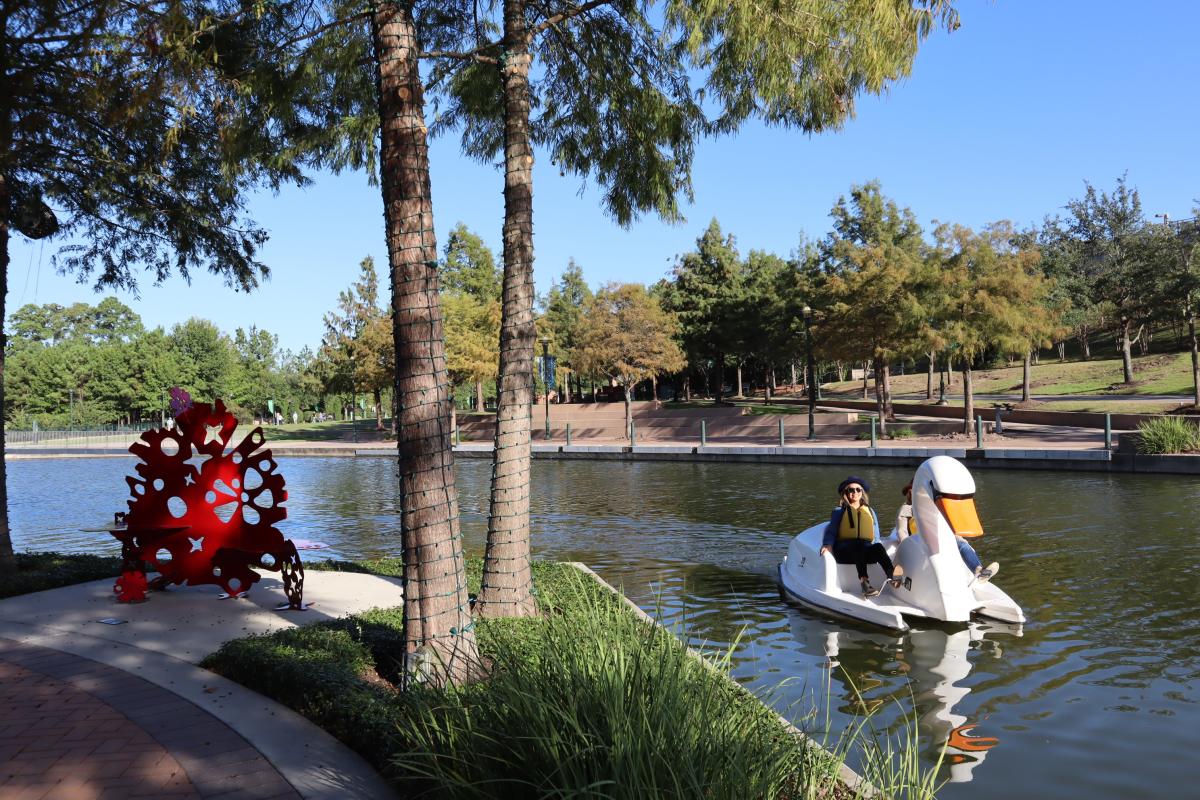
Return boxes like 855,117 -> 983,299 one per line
574,282 -> 685,430
930,222 -> 1049,430
818,182 -> 929,425
443,222 -> 502,302
1061,175 -> 1150,382
444,291 -> 501,392
660,219 -> 743,399
441,224 -> 501,410
320,256 -> 393,428
1,0 -> 313,571
4,301 -> 320,427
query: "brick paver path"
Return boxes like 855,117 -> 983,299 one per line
0,638 -> 299,800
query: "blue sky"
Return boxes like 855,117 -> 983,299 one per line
9,0 -> 1200,354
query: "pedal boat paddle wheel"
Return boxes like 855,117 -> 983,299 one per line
779,456 -> 1024,631
104,391 -> 304,608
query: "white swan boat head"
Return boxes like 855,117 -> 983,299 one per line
779,456 -> 1025,631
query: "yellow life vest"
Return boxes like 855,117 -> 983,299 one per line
908,514 -> 918,536
837,505 -> 876,542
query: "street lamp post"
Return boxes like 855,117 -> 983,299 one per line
540,337 -> 551,438
803,305 -> 816,440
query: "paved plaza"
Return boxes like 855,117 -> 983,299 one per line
0,573 -> 403,800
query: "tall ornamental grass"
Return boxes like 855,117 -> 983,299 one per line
206,562 -> 946,799
393,574 -> 821,799
1136,416 -> 1200,454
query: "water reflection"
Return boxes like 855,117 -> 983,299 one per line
789,616 -> 1019,783
9,456 -> 1200,800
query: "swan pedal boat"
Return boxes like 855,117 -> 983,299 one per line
778,456 -> 1025,631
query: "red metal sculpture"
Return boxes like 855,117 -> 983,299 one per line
107,389 -> 304,608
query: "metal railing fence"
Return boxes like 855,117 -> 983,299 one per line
5,423 -> 156,448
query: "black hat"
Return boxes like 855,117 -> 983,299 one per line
838,476 -> 870,495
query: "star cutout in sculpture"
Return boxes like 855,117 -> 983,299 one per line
183,452 -> 211,477
189,536 -> 205,553
203,424 -> 223,445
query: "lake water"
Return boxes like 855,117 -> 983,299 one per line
9,455 -> 1198,799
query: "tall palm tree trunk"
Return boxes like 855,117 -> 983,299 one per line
478,0 -> 537,618
0,174 -> 13,573
371,3 -> 479,683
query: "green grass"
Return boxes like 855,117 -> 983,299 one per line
821,353 -> 1197,401
1136,417 -> 1200,454
742,403 -> 808,415
663,400 -> 734,410
1035,400 -> 1186,414
0,552 -> 124,599
259,419 -> 389,442
203,560 -> 943,800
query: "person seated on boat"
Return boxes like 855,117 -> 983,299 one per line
898,483 -> 999,582
820,476 -> 904,598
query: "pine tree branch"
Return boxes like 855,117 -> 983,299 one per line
529,0 -> 615,42
272,10 -> 372,51
419,0 -> 615,62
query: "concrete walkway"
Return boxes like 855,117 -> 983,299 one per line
0,572 -> 404,800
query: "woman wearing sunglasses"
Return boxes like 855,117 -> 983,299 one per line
818,476 -> 903,597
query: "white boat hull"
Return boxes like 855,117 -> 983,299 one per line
778,523 -> 912,631
778,523 -> 1025,631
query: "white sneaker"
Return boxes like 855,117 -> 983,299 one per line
976,562 -> 999,582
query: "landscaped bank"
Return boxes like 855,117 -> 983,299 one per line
0,551 -> 124,599
202,559 -> 939,799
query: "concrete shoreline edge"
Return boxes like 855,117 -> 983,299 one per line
10,441 -> 1200,474
566,562 -> 875,797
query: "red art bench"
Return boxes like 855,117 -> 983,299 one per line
106,392 -> 304,608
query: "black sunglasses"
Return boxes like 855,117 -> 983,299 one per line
843,487 -> 864,495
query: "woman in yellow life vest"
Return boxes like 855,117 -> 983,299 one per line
819,476 -> 903,597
